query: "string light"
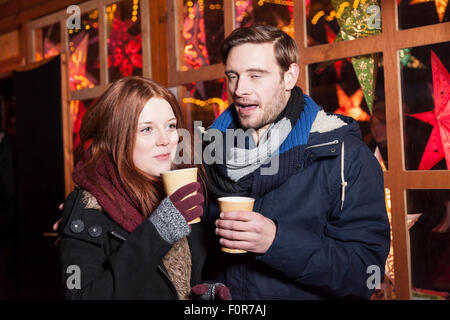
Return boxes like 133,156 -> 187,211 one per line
183,97 -> 228,111
132,0 -> 139,22
258,0 -> 294,6
311,0 -> 368,24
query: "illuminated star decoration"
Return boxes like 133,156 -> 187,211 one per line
409,0 -> 449,22
71,100 -> 87,149
69,33 -> 97,90
335,84 -> 371,121
107,9 -> 143,76
331,0 -> 381,114
407,50 -> 450,170
182,1 -> 209,70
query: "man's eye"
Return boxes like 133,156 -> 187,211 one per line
250,74 -> 261,79
227,75 -> 237,80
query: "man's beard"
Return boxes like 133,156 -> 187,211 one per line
238,82 -> 287,130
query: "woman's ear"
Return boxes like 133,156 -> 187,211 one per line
284,63 -> 300,90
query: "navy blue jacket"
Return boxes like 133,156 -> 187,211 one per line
203,96 -> 391,299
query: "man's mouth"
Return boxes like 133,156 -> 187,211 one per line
236,103 -> 259,115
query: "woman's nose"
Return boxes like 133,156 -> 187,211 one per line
155,130 -> 170,146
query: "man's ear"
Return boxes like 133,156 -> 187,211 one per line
284,63 -> 300,90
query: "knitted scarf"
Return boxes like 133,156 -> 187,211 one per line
72,152 -> 193,300
72,152 -> 145,233
204,86 -> 320,199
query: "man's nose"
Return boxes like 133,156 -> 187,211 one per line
234,77 -> 251,97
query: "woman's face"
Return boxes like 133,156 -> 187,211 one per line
133,97 -> 179,177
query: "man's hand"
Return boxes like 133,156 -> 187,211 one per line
215,211 -> 277,254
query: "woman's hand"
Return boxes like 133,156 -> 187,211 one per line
169,182 -> 204,223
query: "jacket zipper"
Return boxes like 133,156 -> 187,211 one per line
305,139 -> 339,150
157,265 -> 179,300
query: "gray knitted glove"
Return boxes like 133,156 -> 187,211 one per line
148,196 -> 190,244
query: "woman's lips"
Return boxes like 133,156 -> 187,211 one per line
154,153 -> 170,160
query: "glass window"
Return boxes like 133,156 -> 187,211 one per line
34,23 -> 61,62
407,189 -> 450,299
180,78 -> 228,129
308,53 -> 387,167
106,0 -> 143,82
71,99 -> 96,158
180,0 -> 224,70
398,0 -> 450,29
68,10 -> 100,91
235,0 -> 294,37
306,0 -> 382,47
401,42 -> 449,171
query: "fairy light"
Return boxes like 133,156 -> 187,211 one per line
311,0 -> 368,24
258,0 -> 294,6
183,97 -> 228,111
132,0 -> 139,22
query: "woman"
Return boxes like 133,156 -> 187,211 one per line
59,76 -> 228,300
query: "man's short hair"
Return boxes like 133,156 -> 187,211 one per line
222,24 -> 299,73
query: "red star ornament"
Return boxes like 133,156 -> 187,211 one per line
408,50 -> 450,170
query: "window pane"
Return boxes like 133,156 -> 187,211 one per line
399,0 -> 450,30
180,0 -> 224,70
106,0 -> 143,82
308,53 -> 387,168
34,23 -> 61,62
71,99 -> 96,156
235,0 -> 294,37
180,79 -> 228,129
306,0 -> 382,47
68,10 -> 100,91
401,42 -> 449,171
407,189 -> 450,299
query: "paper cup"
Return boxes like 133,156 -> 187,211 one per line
218,196 -> 255,254
161,167 -> 200,224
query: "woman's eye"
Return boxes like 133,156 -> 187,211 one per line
140,127 -> 152,133
169,123 -> 177,129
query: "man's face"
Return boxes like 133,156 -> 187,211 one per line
225,42 -> 289,130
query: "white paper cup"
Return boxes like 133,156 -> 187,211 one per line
161,167 -> 200,224
218,196 -> 255,253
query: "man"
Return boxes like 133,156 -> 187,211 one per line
202,24 -> 390,299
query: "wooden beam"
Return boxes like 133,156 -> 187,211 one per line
381,0 -> 411,300
149,0 -> 168,85
60,52 -> 75,196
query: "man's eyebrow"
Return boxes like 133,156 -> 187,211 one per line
246,68 -> 269,73
225,68 -> 269,75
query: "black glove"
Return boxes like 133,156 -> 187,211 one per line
191,282 -> 231,300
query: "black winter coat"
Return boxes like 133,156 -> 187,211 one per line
59,189 -> 207,299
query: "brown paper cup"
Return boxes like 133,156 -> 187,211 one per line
218,196 -> 255,254
161,167 -> 200,224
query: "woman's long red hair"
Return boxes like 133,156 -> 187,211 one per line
75,76 -> 206,217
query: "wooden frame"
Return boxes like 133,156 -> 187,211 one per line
27,0 -> 152,196
167,0 -> 450,299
